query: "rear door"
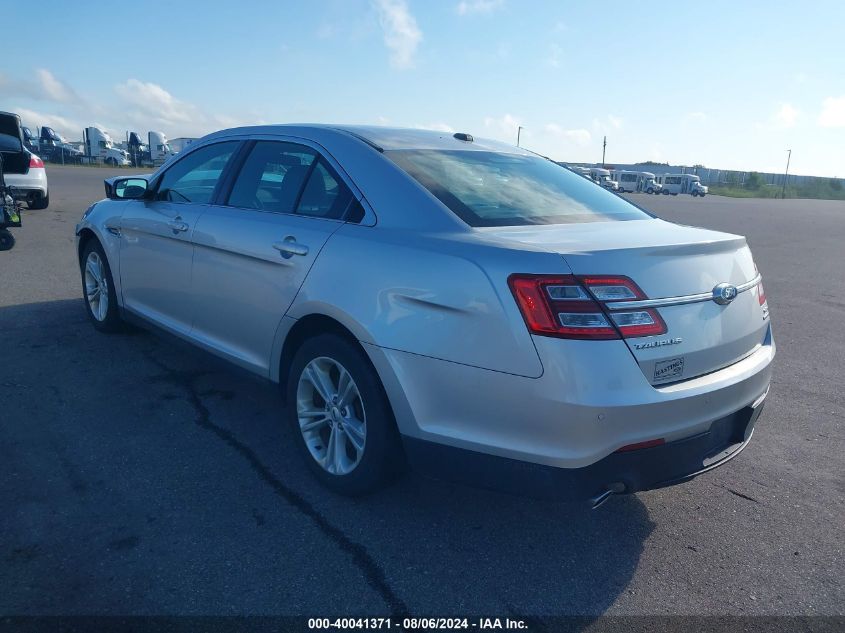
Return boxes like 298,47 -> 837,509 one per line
119,141 -> 240,334
189,139 -> 356,374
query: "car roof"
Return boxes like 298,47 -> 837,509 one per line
206,124 -> 533,155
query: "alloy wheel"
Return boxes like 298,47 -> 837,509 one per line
296,356 -> 367,475
84,251 -> 109,321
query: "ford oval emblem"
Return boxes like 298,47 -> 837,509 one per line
712,283 -> 738,305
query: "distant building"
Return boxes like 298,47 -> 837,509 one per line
561,161 -> 843,189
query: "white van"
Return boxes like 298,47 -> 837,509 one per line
656,174 -> 708,197
611,170 -> 662,194
589,167 -> 618,191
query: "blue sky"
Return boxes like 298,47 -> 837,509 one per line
2,0 -> 844,176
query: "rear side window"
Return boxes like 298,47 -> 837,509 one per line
296,161 -> 352,219
155,141 -> 238,203
387,150 -> 652,227
227,141 -> 353,220
227,141 -> 317,213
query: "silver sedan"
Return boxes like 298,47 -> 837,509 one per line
75,125 -> 773,506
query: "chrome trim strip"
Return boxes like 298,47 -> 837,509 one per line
605,274 -> 762,311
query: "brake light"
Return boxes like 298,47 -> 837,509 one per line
757,280 -> 767,306
29,155 -> 44,168
508,274 -> 666,340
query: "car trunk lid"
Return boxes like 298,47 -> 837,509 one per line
485,218 -> 770,385
0,111 -> 29,176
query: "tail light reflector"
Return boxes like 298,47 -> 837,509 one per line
508,274 -> 667,340
615,438 -> 666,452
30,155 -> 45,168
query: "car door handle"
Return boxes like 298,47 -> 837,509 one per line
167,219 -> 189,233
272,237 -> 309,259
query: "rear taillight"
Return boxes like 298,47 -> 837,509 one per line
508,274 -> 666,340
29,155 -> 44,168
757,280 -> 767,306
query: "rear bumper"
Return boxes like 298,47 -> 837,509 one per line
4,170 -> 48,199
404,392 -> 767,502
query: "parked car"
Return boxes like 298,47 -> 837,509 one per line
3,150 -> 49,209
1,118 -> 49,210
75,126 -> 773,506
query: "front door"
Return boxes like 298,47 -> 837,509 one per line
118,140 -> 240,335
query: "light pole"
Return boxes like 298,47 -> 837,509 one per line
781,149 -> 792,199
517,126 -> 524,147
601,135 -> 607,168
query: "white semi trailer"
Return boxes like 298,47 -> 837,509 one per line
124,131 -> 176,167
83,127 -> 130,166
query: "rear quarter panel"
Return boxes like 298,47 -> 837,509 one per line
287,224 -> 571,378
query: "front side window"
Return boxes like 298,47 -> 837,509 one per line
387,150 -> 652,227
155,141 -> 238,204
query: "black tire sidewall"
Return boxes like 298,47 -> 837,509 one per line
285,333 -> 402,495
81,239 -> 122,332
0,229 -> 14,251
28,194 -> 49,210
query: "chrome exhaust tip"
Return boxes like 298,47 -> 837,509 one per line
589,483 -> 626,510
589,489 -> 614,509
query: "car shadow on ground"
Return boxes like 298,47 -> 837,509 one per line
1,298 -> 654,618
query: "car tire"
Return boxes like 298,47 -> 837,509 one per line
285,333 -> 403,495
646,187 -> 654,194
80,239 -> 123,332
28,193 -> 49,210
0,228 -> 14,251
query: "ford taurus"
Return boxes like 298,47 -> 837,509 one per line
75,126 -> 773,506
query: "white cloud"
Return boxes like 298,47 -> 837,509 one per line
773,102 -> 799,128
13,107 -> 82,140
546,43 -> 563,68
35,69 -> 79,104
0,68 -> 82,105
483,113 -> 522,142
113,79 -> 253,137
372,0 -> 422,69
592,115 -> 623,135
316,23 -> 337,39
683,111 -> 708,124
818,96 -> 845,127
115,79 -> 197,126
544,123 -> 591,146
456,0 -> 504,16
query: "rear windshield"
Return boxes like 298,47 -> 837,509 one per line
386,150 -> 651,227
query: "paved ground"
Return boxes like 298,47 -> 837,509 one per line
1,165 -> 843,618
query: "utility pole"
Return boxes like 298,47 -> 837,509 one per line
781,149 -> 792,199
517,126 -> 524,147
602,136 -> 607,168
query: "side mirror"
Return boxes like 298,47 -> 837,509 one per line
113,177 -> 148,199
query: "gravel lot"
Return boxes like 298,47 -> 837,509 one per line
1,165 -> 843,619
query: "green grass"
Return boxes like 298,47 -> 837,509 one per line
710,183 -> 845,201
